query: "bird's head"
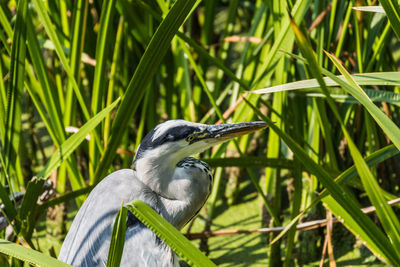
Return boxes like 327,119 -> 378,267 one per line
133,119 -> 267,170
132,119 -> 267,211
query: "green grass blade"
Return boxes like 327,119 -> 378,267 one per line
131,0 -> 249,90
64,0 -> 88,125
253,72 -> 400,93
26,17 -> 65,144
323,196 -> 391,265
305,87 -> 400,106
91,0 -> 118,116
245,97 -> 400,265
107,205 -> 127,267
0,239 -> 71,267
326,52 -> 400,250
31,0 -> 91,121
271,144 -> 399,244
288,16 -> 400,264
37,98 -> 120,179
126,200 -> 217,267
89,0 -> 117,179
94,0 -> 200,182
3,0 -> 27,195
325,52 -> 400,151
380,0 -> 400,39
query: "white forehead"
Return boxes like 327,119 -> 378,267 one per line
151,120 -> 206,141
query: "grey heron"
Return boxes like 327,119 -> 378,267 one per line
58,120 -> 267,266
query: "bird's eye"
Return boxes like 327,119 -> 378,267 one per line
186,135 -> 195,142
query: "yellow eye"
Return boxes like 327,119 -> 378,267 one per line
186,135 -> 195,142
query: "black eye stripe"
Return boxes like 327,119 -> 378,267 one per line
134,125 -> 201,161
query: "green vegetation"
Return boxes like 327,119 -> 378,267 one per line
1,0 -> 400,266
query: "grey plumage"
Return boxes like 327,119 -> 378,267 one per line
58,120 -> 267,266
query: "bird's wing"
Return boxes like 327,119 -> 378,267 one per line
58,169 -> 175,267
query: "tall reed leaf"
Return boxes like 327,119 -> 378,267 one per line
289,16 -> 400,264
253,72 -> 400,93
94,0 -> 200,182
380,0 -> 400,39
31,0 -> 91,121
246,98 -> 399,264
1,0 -> 28,220
126,200 -> 217,267
271,145 -> 400,245
89,0 -> 117,179
107,205 -> 127,267
37,98 -> 120,179
325,52 -> 400,151
325,52 -> 400,250
0,239 -> 71,267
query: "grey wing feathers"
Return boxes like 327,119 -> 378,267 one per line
58,169 -> 176,267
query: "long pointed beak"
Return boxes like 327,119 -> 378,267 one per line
204,121 -> 268,143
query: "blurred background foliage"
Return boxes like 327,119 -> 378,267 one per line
1,0 -> 400,266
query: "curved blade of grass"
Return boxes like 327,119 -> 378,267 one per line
26,13 -> 86,205
37,98 -> 120,179
325,52 -> 400,151
0,239 -> 71,267
271,144 -> 399,244
380,0 -> 400,39
126,200 -> 217,267
252,72 -> 400,94
352,6 -> 386,13
94,0 -> 200,182
245,98 -> 400,264
304,87 -> 400,106
107,204 -> 127,267
289,16 -> 400,264
326,52 -> 400,250
322,196 -> 390,264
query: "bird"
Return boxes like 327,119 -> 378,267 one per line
58,119 -> 267,267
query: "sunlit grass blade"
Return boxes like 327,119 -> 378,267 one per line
245,96 -> 400,265
325,52 -> 400,251
252,0 -> 311,88
3,0 -> 28,190
107,205 -> 127,267
37,98 -> 120,179
126,200 -> 217,267
134,0 -> 250,90
252,72 -> 400,93
64,0 -> 88,125
304,87 -> 400,106
271,144 -> 399,244
352,6 -> 385,13
380,0 -> 400,39
89,0 -> 117,180
0,239 -> 71,267
325,52 -> 400,151
289,15 -> 400,264
94,0 -> 200,182
31,0 -> 91,122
